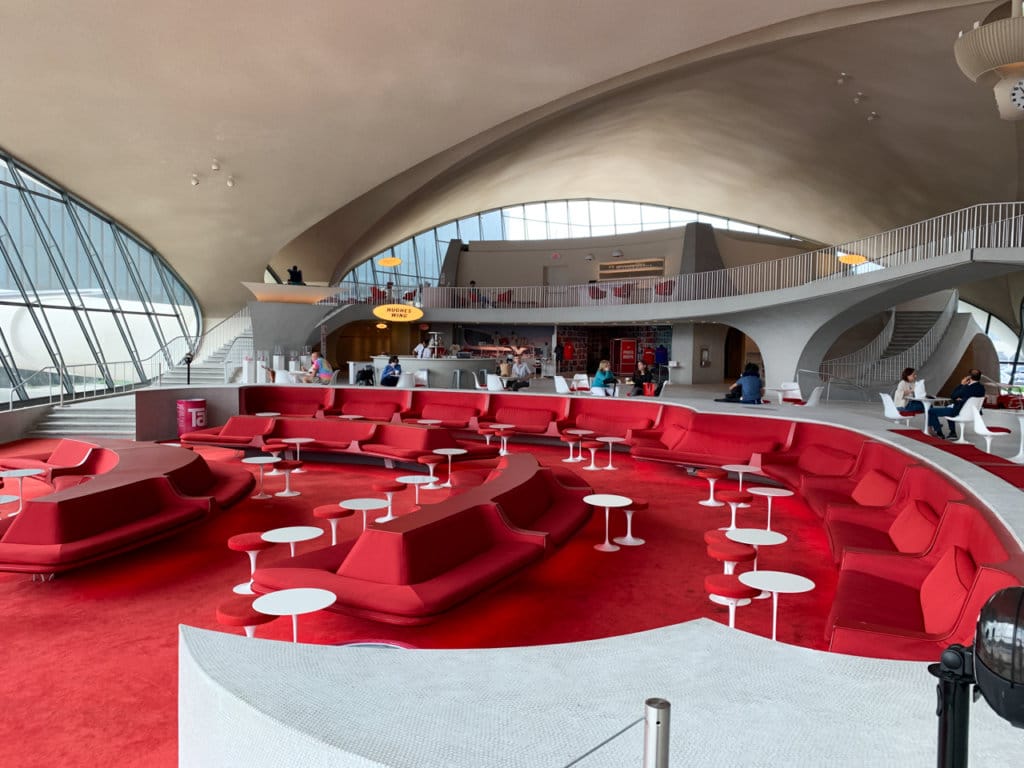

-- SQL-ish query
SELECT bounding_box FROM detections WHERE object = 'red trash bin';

[176,399,207,436]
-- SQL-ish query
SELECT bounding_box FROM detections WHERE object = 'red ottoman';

[704,573,761,628]
[696,467,727,507]
[614,498,648,547]
[313,504,356,545]
[706,538,756,575]
[217,595,278,638]
[717,490,752,530]
[581,440,603,471]
[371,480,405,523]
[228,531,277,595]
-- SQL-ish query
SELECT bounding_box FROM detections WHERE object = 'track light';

[836,72,850,85]
[853,91,865,104]
[190,174,199,187]
[867,111,881,122]
[226,176,235,188]
[211,159,220,172]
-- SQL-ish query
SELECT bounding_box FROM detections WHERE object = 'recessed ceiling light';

[211,159,220,172]
[853,92,865,104]
[867,111,881,122]
[226,176,235,188]
[836,72,850,85]
[190,174,199,187]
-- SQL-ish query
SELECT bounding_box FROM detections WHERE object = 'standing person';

[553,339,564,374]
[380,356,402,387]
[413,339,432,359]
[927,369,986,439]
[630,360,655,396]
[507,355,532,391]
[301,350,332,383]
[591,359,618,396]
[732,363,764,404]
[894,367,924,413]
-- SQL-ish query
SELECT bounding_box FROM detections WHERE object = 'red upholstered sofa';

[180,415,277,449]
[798,442,917,517]
[827,502,1021,660]
[252,454,592,624]
[238,385,332,417]
[754,423,870,489]
[0,441,253,575]
[325,388,411,421]
[482,393,571,435]
[567,398,662,438]
[262,417,377,454]
[403,390,488,428]
[359,423,499,464]
[823,466,964,562]
[0,438,117,483]
[629,408,793,468]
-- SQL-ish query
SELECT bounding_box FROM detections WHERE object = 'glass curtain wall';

[958,300,1023,385]
[0,149,200,405]
[336,198,800,294]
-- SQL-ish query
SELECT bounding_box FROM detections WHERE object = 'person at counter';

[380,355,402,387]
[413,340,433,359]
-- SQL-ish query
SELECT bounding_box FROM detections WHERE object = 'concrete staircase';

[28,395,136,441]
[156,332,252,386]
[880,311,942,358]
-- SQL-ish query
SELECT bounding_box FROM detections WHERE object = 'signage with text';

[373,304,425,322]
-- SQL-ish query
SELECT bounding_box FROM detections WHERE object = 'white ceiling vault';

[0,0,1012,319]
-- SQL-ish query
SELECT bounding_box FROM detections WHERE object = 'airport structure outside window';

[0,149,200,405]
[958,300,1021,384]
[336,198,800,291]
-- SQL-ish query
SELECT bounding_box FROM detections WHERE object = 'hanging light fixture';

[837,252,868,265]
[375,322,388,330]
[378,255,402,267]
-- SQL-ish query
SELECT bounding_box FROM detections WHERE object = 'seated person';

[928,368,986,439]
[630,360,655,396]
[894,367,925,413]
[286,265,305,285]
[591,360,618,396]
[507,355,531,391]
[467,280,490,308]
[301,351,332,383]
[380,355,402,387]
[732,363,764,404]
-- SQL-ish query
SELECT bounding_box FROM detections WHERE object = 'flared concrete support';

[669,323,728,385]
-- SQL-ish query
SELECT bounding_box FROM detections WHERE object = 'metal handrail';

[820,310,895,373]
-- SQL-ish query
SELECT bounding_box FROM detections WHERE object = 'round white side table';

[252,587,336,643]
[583,493,632,553]
[747,486,795,531]
[241,456,279,500]
[738,570,815,642]
[433,448,468,488]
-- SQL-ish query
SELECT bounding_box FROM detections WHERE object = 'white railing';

[195,306,252,361]
[819,311,896,380]
[406,203,1024,310]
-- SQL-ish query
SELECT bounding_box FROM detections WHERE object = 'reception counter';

[362,356,495,389]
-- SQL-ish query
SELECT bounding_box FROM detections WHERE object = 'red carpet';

[892,429,1024,487]
[0,440,838,767]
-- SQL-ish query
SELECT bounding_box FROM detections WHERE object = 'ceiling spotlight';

[211,159,220,172]
[867,111,881,122]
[226,176,235,188]
[836,72,850,85]
[190,174,199,187]
[611,249,624,258]
[853,91,865,104]
[375,322,388,330]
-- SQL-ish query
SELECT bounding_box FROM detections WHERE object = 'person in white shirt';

[507,355,531,391]
[413,341,432,359]
[894,367,924,413]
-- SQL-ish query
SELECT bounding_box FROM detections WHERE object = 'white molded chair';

[569,373,590,394]
[776,382,802,405]
[554,375,571,395]
[973,408,1012,453]
[414,369,429,388]
[880,393,916,426]
[486,373,504,392]
[793,386,823,407]
[396,371,415,389]
[657,381,671,398]
[946,396,985,444]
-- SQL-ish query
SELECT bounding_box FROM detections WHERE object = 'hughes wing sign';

[373,304,424,322]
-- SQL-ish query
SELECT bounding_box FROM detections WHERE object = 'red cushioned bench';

[324,388,412,421]
[799,442,918,517]
[567,398,662,438]
[360,423,499,466]
[823,466,964,562]
[754,422,870,489]
[482,393,571,435]
[262,417,378,455]
[252,454,591,624]
[239,385,332,418]
[181,415,276,449]
[403,390,488,428]
[827,502,1021,660]
[0,438,111,483]
[629,409,793,468]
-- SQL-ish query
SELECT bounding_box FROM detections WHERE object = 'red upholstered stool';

[417,454,443,490]
[704,573,760,628]
[227,532,276,595]
[706,539,756,575]
[581,440,603,471]
[216,594,278,638]
[717,490,753,530]
[614,498,648,547]
[372,480,404,523]
[261,444,285,475]
[274,460,302,497]
[313,504,356,545]
[704,529,729,546]
[495,428,515,456]
[477,427,496,447]
[560,433,583,463]
[696,467,727,507]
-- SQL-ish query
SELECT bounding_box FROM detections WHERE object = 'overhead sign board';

[373,303,424,322]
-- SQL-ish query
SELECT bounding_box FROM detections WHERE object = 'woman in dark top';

[631,360,654,396]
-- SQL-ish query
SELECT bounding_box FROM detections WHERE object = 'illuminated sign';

[372,304,424,322]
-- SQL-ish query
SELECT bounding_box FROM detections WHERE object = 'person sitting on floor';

[732,363,764,404]
[591,359,618,396]
[927,368,986,439]
[507,355,532,391]
[301,351,332,384]
[893,367,924,414]
[380,355,402,387]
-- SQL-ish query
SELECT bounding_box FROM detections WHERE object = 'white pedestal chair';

[880,393,917,426]
[973,408,1012,454]
[946,396,985,444]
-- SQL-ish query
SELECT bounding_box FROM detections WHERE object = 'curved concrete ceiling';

[0,0,987,318]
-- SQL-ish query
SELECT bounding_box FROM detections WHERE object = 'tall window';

[0,149,200,404]
[959,300,1022,384]
[336,198,801,291]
